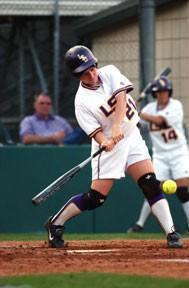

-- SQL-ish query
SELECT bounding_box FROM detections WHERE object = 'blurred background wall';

[0,145,187,233]
[0,0,189,142]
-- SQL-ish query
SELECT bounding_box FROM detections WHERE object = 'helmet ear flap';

[64,46,98,76]
[73,63,98,78]
[169,90,172,97]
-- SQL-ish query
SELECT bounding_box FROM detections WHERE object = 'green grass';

[0,273,189,288]
[1,232,188,241]
[0,232,166,241]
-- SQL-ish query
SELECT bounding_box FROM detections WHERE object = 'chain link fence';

[0,0,130,142]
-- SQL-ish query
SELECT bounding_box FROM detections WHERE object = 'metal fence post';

[53,0,60,113]
[139,0,155,105]
[18,26,25,118]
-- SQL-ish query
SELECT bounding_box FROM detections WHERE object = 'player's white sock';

[136,200,151,227]
[151,198,175,235]
[53,203,81,226]
[182,201,189,227]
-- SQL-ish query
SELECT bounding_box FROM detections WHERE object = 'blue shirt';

[19,114,73,144]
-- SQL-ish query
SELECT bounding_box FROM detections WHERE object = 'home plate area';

[0,239,189,279]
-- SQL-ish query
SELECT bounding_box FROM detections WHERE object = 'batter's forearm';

[113,91,127,126]
[93,131,108,146]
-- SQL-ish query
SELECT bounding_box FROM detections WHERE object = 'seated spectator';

[19,92,87,145]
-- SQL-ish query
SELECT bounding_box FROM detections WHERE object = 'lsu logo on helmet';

[77,54,88,63]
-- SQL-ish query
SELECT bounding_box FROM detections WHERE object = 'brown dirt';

[1,239,189,279]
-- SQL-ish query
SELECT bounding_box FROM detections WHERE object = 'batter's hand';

[101,138,115,152]
[111,124,124,144]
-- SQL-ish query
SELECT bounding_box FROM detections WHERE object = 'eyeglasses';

[38,102,52,105]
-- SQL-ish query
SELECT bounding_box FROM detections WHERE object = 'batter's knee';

[138,173,164,205]
[176,187,189,203]
[82,188,107,210]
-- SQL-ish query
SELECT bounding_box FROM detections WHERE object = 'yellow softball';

[162,180,177,195]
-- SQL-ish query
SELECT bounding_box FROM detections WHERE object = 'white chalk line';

[158,259,189,263]
[67,249,120,254]
[66,250,189,264]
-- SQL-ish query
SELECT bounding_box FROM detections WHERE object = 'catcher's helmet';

[151,76,172,97]
[64,45,97,76]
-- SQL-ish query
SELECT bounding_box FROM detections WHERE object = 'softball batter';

[45,46,183,248]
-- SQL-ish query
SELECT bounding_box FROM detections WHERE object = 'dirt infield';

[1,239,189,279]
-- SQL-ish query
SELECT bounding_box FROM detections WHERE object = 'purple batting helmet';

[151,76,173,97]
[64,45,97,76]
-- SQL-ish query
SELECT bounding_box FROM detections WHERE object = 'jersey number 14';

[161,129,178,143]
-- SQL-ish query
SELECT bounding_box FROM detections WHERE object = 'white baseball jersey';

[75,65,138,139]
[141,98,187,153]
[75,65,151,179]
[141,98,189,180]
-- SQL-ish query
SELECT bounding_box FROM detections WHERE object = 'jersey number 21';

[100,95,136,119]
